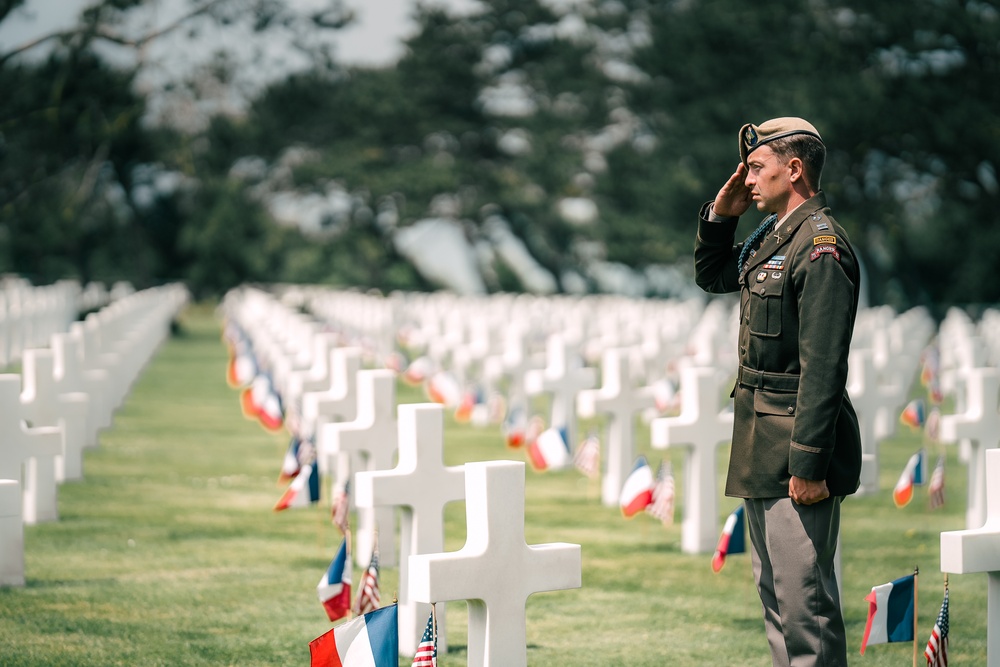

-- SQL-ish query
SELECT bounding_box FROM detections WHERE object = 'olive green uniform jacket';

[694,192,863,499]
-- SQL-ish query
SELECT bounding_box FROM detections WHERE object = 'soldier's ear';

[787,157,804,183]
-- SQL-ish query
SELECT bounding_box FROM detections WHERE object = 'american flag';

[353,548,381,615]
[412,610,437,667]
[928,454,946,510]
[331,480,350,534]
[645,460,675,526]
[573,431,600,479]
[923,588,949,666]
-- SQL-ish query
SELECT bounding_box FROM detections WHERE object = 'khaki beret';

[740,117,823,165]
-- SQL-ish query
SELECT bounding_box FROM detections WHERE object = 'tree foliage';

[1,0,998,311]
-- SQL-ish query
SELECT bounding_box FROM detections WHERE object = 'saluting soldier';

[694,117,863,667]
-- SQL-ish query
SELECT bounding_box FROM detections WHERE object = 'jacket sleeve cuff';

[698,201,740,244]
[788,441,832,481]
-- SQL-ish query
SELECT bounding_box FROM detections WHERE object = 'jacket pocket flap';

[754,389,796,416]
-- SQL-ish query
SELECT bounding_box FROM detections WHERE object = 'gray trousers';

[744,496,847,667]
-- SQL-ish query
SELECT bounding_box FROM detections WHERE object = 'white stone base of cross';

[409,460,582,667]
[941,447,1000,666]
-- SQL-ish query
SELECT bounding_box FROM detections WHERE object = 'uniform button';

[787,406,795,414]
[758,287,766,295]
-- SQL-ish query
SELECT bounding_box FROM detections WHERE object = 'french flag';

[619,456,655,518]
[502,404,528,448]
[899,398,926,430]
[241,373,283,431]
[860,573,915,654]
[309,605,398,667]
[893,449,926,508]
[425,371,462,407]
[274,462,320,511]
[711,504,746,572]
[527,426,571,472]
[227,344,257,389]
[278,435,303,482]
[317,539,353,622]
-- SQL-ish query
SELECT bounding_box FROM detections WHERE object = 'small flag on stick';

[573,430,600,479]
[923,581,949,667]
[317,538,353,622]
[273,462,320,511]
[354,546,381,616]
[860,571,916,654]
[893,449,926,508]
[412,609,437,667]
[711,504,745,572]
[928,454,946,510]
[309,604,398,667]
[645,460,675,527]
[619,456,654,518]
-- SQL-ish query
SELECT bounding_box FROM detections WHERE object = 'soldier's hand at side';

[789,476,830,505]
[713,163,753,218]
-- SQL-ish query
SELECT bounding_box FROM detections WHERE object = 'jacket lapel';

[744,195,827,276]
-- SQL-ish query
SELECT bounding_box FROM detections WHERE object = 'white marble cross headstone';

[524,333,596,453]
[20,348,88,483]
[300,347,362,478]
[409,460,582,667]
[576,347,656,507]
[846,348,908,495]
[319,369,398,568]
[650,365,733,554]
[353,403,465,656]
[0,479,23,587]
[0,376,62,525]
[939,367,1000,529]
[940,447,1000,666]
[51,331,97,452]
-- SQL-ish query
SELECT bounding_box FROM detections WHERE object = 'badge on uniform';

[813,235,837,245]
[763,255,785,271]
[771,272,782,279]
[810,244,840,261]
[756,271,767,282]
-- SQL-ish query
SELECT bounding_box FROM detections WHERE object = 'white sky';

[0,0,483,67]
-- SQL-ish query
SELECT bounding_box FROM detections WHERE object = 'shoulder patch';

[813,235,837,245]
[810,245,840,262]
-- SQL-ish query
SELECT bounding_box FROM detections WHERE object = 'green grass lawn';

[0,302,988,665]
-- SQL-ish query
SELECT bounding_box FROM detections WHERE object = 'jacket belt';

[737,366,800,392]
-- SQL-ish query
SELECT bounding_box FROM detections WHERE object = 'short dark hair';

[768,134,826,190]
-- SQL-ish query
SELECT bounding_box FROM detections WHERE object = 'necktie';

[737,213,778,276]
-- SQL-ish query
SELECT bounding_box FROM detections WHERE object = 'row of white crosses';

[936,306,1000,530]
[280,287,995,549]
[847,306,937,495]
[1,283,189,587]
[0,278,85,369]
[221,288,583,663]
[219,288,395,569]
